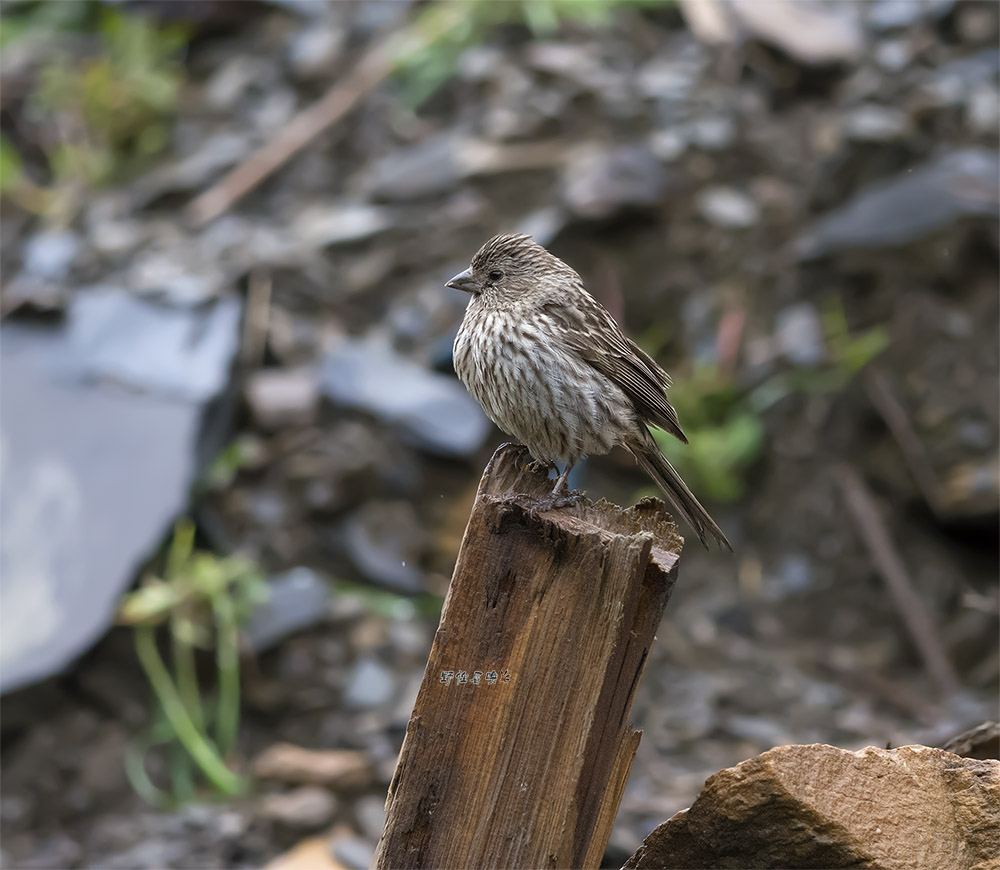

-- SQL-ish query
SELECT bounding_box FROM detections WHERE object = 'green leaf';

[840,327,889,372]
[119,581,181,625]
[0,135,24,193]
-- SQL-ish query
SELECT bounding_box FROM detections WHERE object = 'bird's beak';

[446,268,477,294]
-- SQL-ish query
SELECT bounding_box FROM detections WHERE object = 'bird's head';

[446,233,566,304]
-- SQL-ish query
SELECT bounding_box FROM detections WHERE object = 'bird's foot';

[523,491,582,515]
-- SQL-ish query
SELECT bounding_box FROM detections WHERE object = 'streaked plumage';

[449,233,731,551]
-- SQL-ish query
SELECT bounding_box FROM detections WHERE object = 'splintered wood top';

[478,443,683,573]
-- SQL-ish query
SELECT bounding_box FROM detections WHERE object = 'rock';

[773,552,815,596]
[252,743,372,789]
[942,722,1000,761]
[130,132,251,208]
[244,568,330,652]
[205,55,274,111]
[330,836,374,870]
[868,0,954,31]
[22,230,81,280]
[341,500,425,592]
[88,219,145,258]
[480,67,539,141]
[680,0,863,66]
[351,0,411,35]
[649,129,687,162]
[844,104,909,142]
[686,115,737,151]
[456,44,503,83]
[775,302,824,366]
[562,144,669,220]
[76,724,130,800]
[875,39,913,72]
[343,657,395,710]
[364,134,565,201]
[526,42,630,111]
[11,834,82,869]
[268,0,337,19]
[956,2,999,45]
[940,456,1000,518]
[4,230,85,314]
[245,368,320,430]
[454,138,565,179]
[624,744,1000,870]
[736,0,863,65]
[1,274,68,314]
[697,186,760,228]
[926,51,1000,108]
[251,88,297,134]
[354,794,387,842]
[794,149,1000,259]
[287,26,344,79]
[291,203,392,249]
[264,835,342,870]
[0,289,241,693]
[525,41,599,86]
[101,837,188,870]
[68,286,241,401]
[967,86,1000,136]
[636,54,703,103]
[320,337,488,458]
[128,244,230,306]
[366,136,461,201]
[514,206,567,249]
[257,787,337,829]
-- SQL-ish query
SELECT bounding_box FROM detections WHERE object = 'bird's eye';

[488,269,503,282]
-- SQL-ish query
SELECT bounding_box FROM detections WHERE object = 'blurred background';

[1,0,997,867]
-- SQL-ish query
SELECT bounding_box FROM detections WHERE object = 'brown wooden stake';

[373,444,682,870]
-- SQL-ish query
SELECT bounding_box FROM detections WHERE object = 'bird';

[448,232,731,551]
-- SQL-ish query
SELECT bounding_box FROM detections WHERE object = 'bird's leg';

[522,461,580,516]
[551,461,574,495]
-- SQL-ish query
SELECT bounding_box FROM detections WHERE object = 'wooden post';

[373,444,682,870]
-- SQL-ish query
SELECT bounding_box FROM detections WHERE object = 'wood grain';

[373,444,682,870]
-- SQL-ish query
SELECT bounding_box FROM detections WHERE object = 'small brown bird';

[449,233,731,551]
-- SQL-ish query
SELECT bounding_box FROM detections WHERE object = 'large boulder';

[624,743,999,870]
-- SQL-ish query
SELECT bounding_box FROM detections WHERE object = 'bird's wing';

[541,296,688,444]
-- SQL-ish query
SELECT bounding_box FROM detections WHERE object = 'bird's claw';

[524,492,581,516]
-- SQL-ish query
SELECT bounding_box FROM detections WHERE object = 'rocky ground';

[1,1,997,867]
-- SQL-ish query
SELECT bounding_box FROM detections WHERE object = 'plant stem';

[170,739,196,803]
[124,731,171,809]
[134,625,245,795]
[213,596,240,756]
[172,613,204,733]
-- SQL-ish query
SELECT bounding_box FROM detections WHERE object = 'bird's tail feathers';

[633,443,732,552]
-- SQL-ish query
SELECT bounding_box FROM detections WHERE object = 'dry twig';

[241,268,272,368]
[187,43,391,227]
[865,368,944,515]
[835,463,961,699]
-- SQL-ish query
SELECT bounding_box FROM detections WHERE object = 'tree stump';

[373,444,682,870]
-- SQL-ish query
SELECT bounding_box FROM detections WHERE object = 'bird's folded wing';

[542,298,689,444]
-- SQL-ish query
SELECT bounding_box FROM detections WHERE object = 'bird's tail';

[632,439,732,551]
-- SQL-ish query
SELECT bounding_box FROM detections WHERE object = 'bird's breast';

[454,307,627,463]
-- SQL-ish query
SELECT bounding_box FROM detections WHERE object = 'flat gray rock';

[320,336,489,458]
[794,149,1000,259]
[0,289,241,692]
